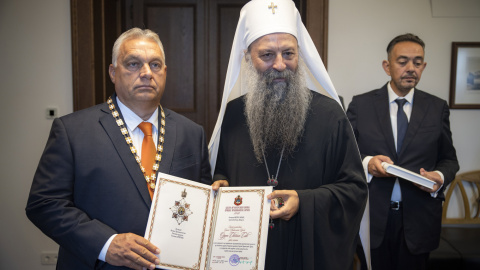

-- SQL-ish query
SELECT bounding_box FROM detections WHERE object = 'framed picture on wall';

[449,42,480,109]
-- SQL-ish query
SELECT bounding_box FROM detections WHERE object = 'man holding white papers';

[347,33,459,270]
[209,1,368,269]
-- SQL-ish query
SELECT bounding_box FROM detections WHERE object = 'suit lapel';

[374,85,397,158]
[98,96,152,208]
[399,89,429,157]
[158,108,176,174]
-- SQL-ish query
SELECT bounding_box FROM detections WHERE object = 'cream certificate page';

[206,187,271,270]
[145,173,214,270]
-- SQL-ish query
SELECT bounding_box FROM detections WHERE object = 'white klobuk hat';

[208,0,342,172]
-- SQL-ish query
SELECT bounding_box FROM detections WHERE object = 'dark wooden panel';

[146,5,196,112]
[101,0,122,101]
[126,0,206,126]
[71,0,123,111]
[306,0,329,68]
[218,5,243,110]
[205,1,247,138]
[71,0,96,111]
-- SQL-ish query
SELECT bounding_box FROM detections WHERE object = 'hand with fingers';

[106,233,160,270]
[416,168,443,193]
[368,155,395,178]
[267,190,299,221]
[211,180,229,191]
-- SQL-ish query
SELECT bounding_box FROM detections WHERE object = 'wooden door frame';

[70,0,123,111]
[70,0,329,111]
[306,0,329,68]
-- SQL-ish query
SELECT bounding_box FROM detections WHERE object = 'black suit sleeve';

[346,96,367,160]
[200,127,213,184]
[434,101,459,186]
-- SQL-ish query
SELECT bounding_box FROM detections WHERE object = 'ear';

[382,60,391,76]
[108,64,116,83]
[243,49,250,62]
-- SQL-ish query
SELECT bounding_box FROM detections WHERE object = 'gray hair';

[112,28,165,67]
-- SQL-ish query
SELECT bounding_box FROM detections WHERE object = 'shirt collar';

[387,82,414,104]
[116,96,159,131]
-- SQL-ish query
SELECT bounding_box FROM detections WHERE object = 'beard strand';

[244,56,312,163]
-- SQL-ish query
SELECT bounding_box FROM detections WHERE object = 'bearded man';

[208,1,368,269]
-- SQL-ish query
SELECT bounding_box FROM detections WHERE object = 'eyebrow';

[123,54,164,64]
[397,56,424,61]
[257,46,296,53]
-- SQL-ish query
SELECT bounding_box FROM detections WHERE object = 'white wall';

[328,0,480,219]
[0,0,479,268]
[0,0,72,269]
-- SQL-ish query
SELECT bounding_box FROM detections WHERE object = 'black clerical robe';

[214,91,368,270]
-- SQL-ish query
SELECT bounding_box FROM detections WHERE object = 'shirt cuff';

[213,174,228,182]
[430,170,445,198]
[98,234,117,262]
[362,156,374,183]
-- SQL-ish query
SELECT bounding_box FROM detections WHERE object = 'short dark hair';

[386,33,425,58]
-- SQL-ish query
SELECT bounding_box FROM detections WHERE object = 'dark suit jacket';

[346,83,459,254]
[26,95,211,269]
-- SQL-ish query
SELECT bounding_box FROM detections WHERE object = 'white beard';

[244,56,312,162]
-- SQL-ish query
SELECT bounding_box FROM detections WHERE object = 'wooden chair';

[429,171,480,270]
[442,170,480,224]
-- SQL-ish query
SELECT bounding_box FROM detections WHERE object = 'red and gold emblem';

[234,195,243,206]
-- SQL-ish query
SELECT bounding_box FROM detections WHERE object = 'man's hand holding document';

[381,162,435,189]
[144,173,272,270]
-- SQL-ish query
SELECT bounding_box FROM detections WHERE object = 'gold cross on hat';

[268,2,277,14]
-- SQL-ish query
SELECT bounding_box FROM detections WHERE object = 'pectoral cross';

[268,2,277,14]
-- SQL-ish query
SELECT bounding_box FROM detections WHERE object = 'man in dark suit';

[26,28,211,270]
[347,33,459,270]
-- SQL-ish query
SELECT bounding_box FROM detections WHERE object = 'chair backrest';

[442,170,480,224]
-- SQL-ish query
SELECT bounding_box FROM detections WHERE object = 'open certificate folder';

[381,162,435,189]
[144,173,272,270]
